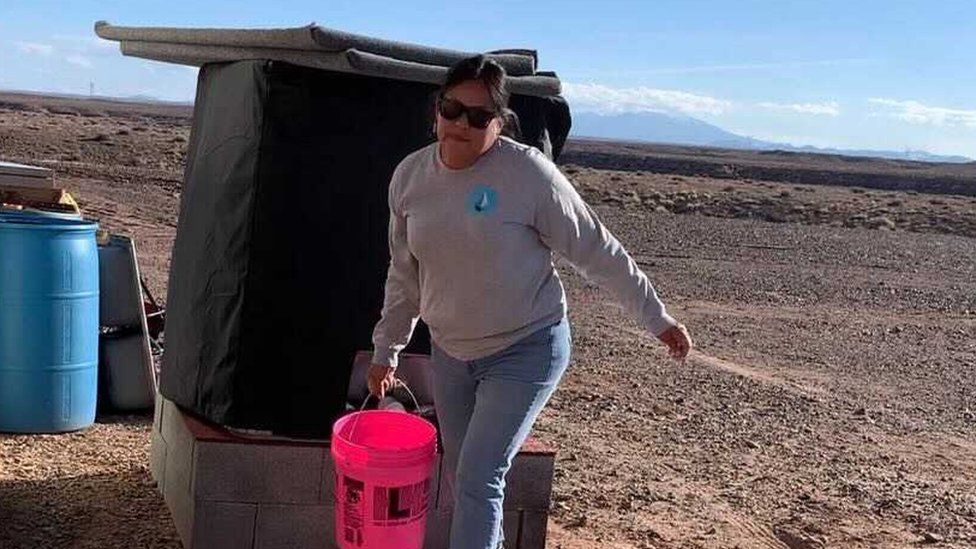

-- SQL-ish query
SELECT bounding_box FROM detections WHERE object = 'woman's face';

[436,79,502,163]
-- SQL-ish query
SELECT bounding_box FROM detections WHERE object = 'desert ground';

[1,92,974,549]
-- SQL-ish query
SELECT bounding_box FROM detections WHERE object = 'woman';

[368,55,692,549]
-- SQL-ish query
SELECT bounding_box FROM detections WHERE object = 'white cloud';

[11,35,110,71]
[562,82,731,116]
[15,41,54,56]
[869,98,976,127]
[757,101,840,116]
[89,38,118,52]
[564,58,878,78]
[66,54,93,68]
[652,58,874,75]
[52,34,117,54]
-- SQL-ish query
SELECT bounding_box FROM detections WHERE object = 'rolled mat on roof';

[95,21,560,95]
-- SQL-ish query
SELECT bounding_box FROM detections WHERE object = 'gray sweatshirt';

[371,136,676,369]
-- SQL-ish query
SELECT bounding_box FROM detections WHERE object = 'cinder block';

[194,440,327,504]
[164,473,194,548]
[153,391,164,435]
[518,511,548,549]
[254,503,334,549]
[149,427,167,490]
[162,420,194,500]
[503,453,555,510]
[160,399,193,461]
[192,501,258,549]
[161,403,196,547]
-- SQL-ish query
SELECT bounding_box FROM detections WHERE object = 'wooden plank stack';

[0,161,79,214]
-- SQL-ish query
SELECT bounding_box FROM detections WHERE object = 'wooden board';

[0,173,57,190]
[0,185,80,214]
[0,161,55,189]
[0,160,53,178]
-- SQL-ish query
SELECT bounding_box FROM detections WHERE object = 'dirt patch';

[561,138,976,197]
[564,166,976,238]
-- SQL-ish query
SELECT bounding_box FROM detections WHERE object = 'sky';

[1,0,974,157]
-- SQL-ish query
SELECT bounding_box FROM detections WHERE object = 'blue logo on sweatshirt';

[466,185,498,216]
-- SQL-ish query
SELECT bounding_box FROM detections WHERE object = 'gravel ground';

[1,95,974,549]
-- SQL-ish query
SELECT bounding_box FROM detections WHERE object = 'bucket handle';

[346,379,422,443]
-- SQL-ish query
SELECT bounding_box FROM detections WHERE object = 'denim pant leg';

[430,341,478,517]
[431,316,571,549]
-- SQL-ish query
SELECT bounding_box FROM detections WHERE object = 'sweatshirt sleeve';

[532,158,677,337]
[370,166,421,369]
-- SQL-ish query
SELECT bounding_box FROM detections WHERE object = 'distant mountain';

[766,144,972,164]
[0,88,193,107]
[118,93,193,106]
[570,111,973,164]
[572,111,763,149]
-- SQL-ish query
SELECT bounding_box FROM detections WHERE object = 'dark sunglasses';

[437,96,498,129]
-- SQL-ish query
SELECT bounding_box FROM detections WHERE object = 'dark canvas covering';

[162,60,571,438]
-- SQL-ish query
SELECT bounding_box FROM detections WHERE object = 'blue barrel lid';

[0,206,82,222]
[0,211,97,231]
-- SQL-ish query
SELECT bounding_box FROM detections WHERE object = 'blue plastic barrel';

[0,212,99,432]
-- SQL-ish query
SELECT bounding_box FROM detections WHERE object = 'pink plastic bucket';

[331,410,437,549]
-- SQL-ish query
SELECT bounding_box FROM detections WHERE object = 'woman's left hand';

[367,363,397,398]
[658,323,693,361]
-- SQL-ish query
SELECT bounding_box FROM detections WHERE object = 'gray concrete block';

[192,501,258,549]
[163,473,194,548]
[254,503,334,549]
[518,511,548,549]
[161,402,196,547]
[160,398,193,461]
[194,440,327,504]
[162,419,194,499]
[503,453,555,510]
[153,391,164,435]
[149,427,166,490]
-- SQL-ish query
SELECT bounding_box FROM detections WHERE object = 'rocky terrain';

[562,139,976,197]
[1,92,974,548]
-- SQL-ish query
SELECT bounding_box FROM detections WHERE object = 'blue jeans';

[430,316,572,549]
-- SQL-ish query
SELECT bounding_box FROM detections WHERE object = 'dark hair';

[436,55,521,139]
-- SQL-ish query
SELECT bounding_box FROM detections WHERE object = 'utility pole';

[89,81,94,97]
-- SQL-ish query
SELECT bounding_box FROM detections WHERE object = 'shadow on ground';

[0,468,180,549]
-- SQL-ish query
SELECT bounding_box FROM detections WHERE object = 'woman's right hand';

[658,323,693,362]
[367,363,397,398]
